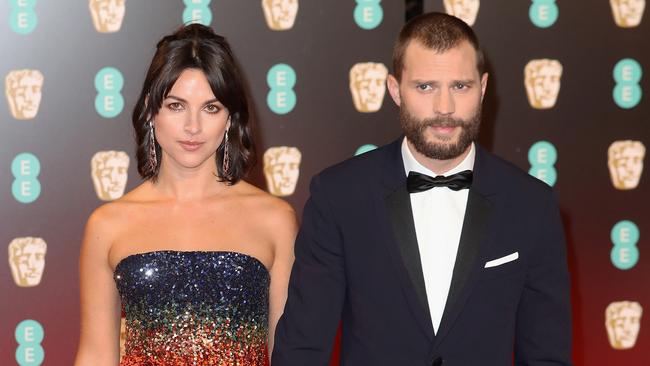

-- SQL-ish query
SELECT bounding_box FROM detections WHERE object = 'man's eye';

[204,104,220,114]
[417,84,432,91]
[454,83,467,90]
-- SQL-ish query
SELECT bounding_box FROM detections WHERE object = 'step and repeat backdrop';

[0,0,647,365]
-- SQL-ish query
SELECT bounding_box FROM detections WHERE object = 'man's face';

[606,302,643,349]
[262,0,299,30]
[350,63,388,112]
[444,0,480,26]
[89,0,126,33]
[608,141,645,189]
[5,70,44,120]
[264,147,301,196]
[9,238,47,287]
[525,59,562,109]
[387,40,487,161]
[611,0,645,27]
[92,151,129,201]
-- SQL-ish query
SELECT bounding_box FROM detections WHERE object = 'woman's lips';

[179,141,204,151]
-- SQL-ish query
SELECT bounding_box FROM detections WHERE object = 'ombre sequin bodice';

[114,251,269,365]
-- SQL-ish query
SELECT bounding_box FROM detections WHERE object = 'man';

[273,12,572,365]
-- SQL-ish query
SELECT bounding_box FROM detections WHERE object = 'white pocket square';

[484,252,519,268]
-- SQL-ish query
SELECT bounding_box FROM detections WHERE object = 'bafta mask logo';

[89,0,126,33]
[606,301,643,349]
[608,140,645,190]
[349,62,388,113]
[5,69,44,120]
[610,0,646,27]
[264,147,302,197]
[524,59,563,109]
[443,0,480,26]
[91,151,129,201]
[8,237,47,287]
[262,0,298,30]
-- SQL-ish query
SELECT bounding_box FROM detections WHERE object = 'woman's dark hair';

[133,24,255,184]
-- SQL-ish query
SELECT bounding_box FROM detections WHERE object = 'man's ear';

[386,74,401,107]
[480,72,489,103]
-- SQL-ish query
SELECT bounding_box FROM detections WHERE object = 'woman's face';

[154,68,230,173]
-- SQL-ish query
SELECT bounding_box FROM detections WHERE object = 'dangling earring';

[222,126,230,177]
[148,120,157,171]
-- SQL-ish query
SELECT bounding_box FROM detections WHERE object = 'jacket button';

[431,356,443,366]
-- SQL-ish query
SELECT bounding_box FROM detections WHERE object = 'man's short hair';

[392,12,485,81]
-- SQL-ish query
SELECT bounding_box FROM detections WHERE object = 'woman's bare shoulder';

[84,182,151,237]
[233,181,296,219]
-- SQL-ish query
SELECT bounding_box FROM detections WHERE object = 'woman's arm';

[74,206,122,366]
[266,203,298,362]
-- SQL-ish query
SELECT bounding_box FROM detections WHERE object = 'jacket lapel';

[433,144,498,346]
[378,137,435,341]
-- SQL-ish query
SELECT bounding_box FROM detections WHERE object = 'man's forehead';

[403,40,477,69]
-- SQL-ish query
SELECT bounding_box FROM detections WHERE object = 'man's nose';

[434,89,455,115]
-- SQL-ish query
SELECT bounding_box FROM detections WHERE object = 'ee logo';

[10,0,37,35]
[267,63,297,114]
[613,58,643,109]
[12,153,41,204]
[183,0,212,26]
[528,141,557,186]
[529,0,558,28]
[15,319,45,366]
[355,144,377,156]
[94,67,124,118]
[354,0,383,30]
[611,220,640,270]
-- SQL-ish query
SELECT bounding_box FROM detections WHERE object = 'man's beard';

[400,105,481,160]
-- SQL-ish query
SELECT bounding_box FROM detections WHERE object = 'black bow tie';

[407,170,473,193]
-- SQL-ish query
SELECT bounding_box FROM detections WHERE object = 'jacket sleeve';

[514,191,573,365]
[272,174,346,366]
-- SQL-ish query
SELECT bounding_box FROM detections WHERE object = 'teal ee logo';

[10,0,37,35]
[15,319,44,366]
[354,144,377,156]
[354,0,383,30]
[613,58,643,109]
[267,63,297,114]
[611,220,640,270]
[528,141,557,186]
[94,67,124,118]
[183,0,212,26]
[12,153,41,204]
[529,0,558,28]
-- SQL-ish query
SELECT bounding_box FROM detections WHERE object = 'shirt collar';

[401,138,475,177]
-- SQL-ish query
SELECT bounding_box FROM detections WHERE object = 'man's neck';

[406,140,472,175]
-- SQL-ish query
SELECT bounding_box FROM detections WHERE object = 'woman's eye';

[204,104,220,114]
[168,102,183,111]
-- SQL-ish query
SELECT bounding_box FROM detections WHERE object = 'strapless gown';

[114,250,269,365]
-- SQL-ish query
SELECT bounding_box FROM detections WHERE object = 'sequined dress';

[114,251,269,365]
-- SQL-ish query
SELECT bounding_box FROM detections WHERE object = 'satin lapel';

[433,145,497,346]
[378,138,435,341]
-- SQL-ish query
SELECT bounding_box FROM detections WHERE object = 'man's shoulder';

[477,146,555,199]
[317,139,400,184]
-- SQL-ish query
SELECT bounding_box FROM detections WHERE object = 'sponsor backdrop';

[0,0,647,365]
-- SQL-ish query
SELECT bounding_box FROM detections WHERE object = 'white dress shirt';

[401,138,476,334]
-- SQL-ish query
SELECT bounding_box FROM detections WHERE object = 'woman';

[75,24,297,365]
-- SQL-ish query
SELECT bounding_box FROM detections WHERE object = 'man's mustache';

[419,117,469,129]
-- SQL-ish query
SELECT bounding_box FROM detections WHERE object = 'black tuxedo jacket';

[273,138,572,366]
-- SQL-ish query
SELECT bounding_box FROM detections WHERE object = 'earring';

[222,127,230,177]
[148,120,157,171]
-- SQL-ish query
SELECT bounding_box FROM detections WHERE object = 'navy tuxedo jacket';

[273,138,572,366]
